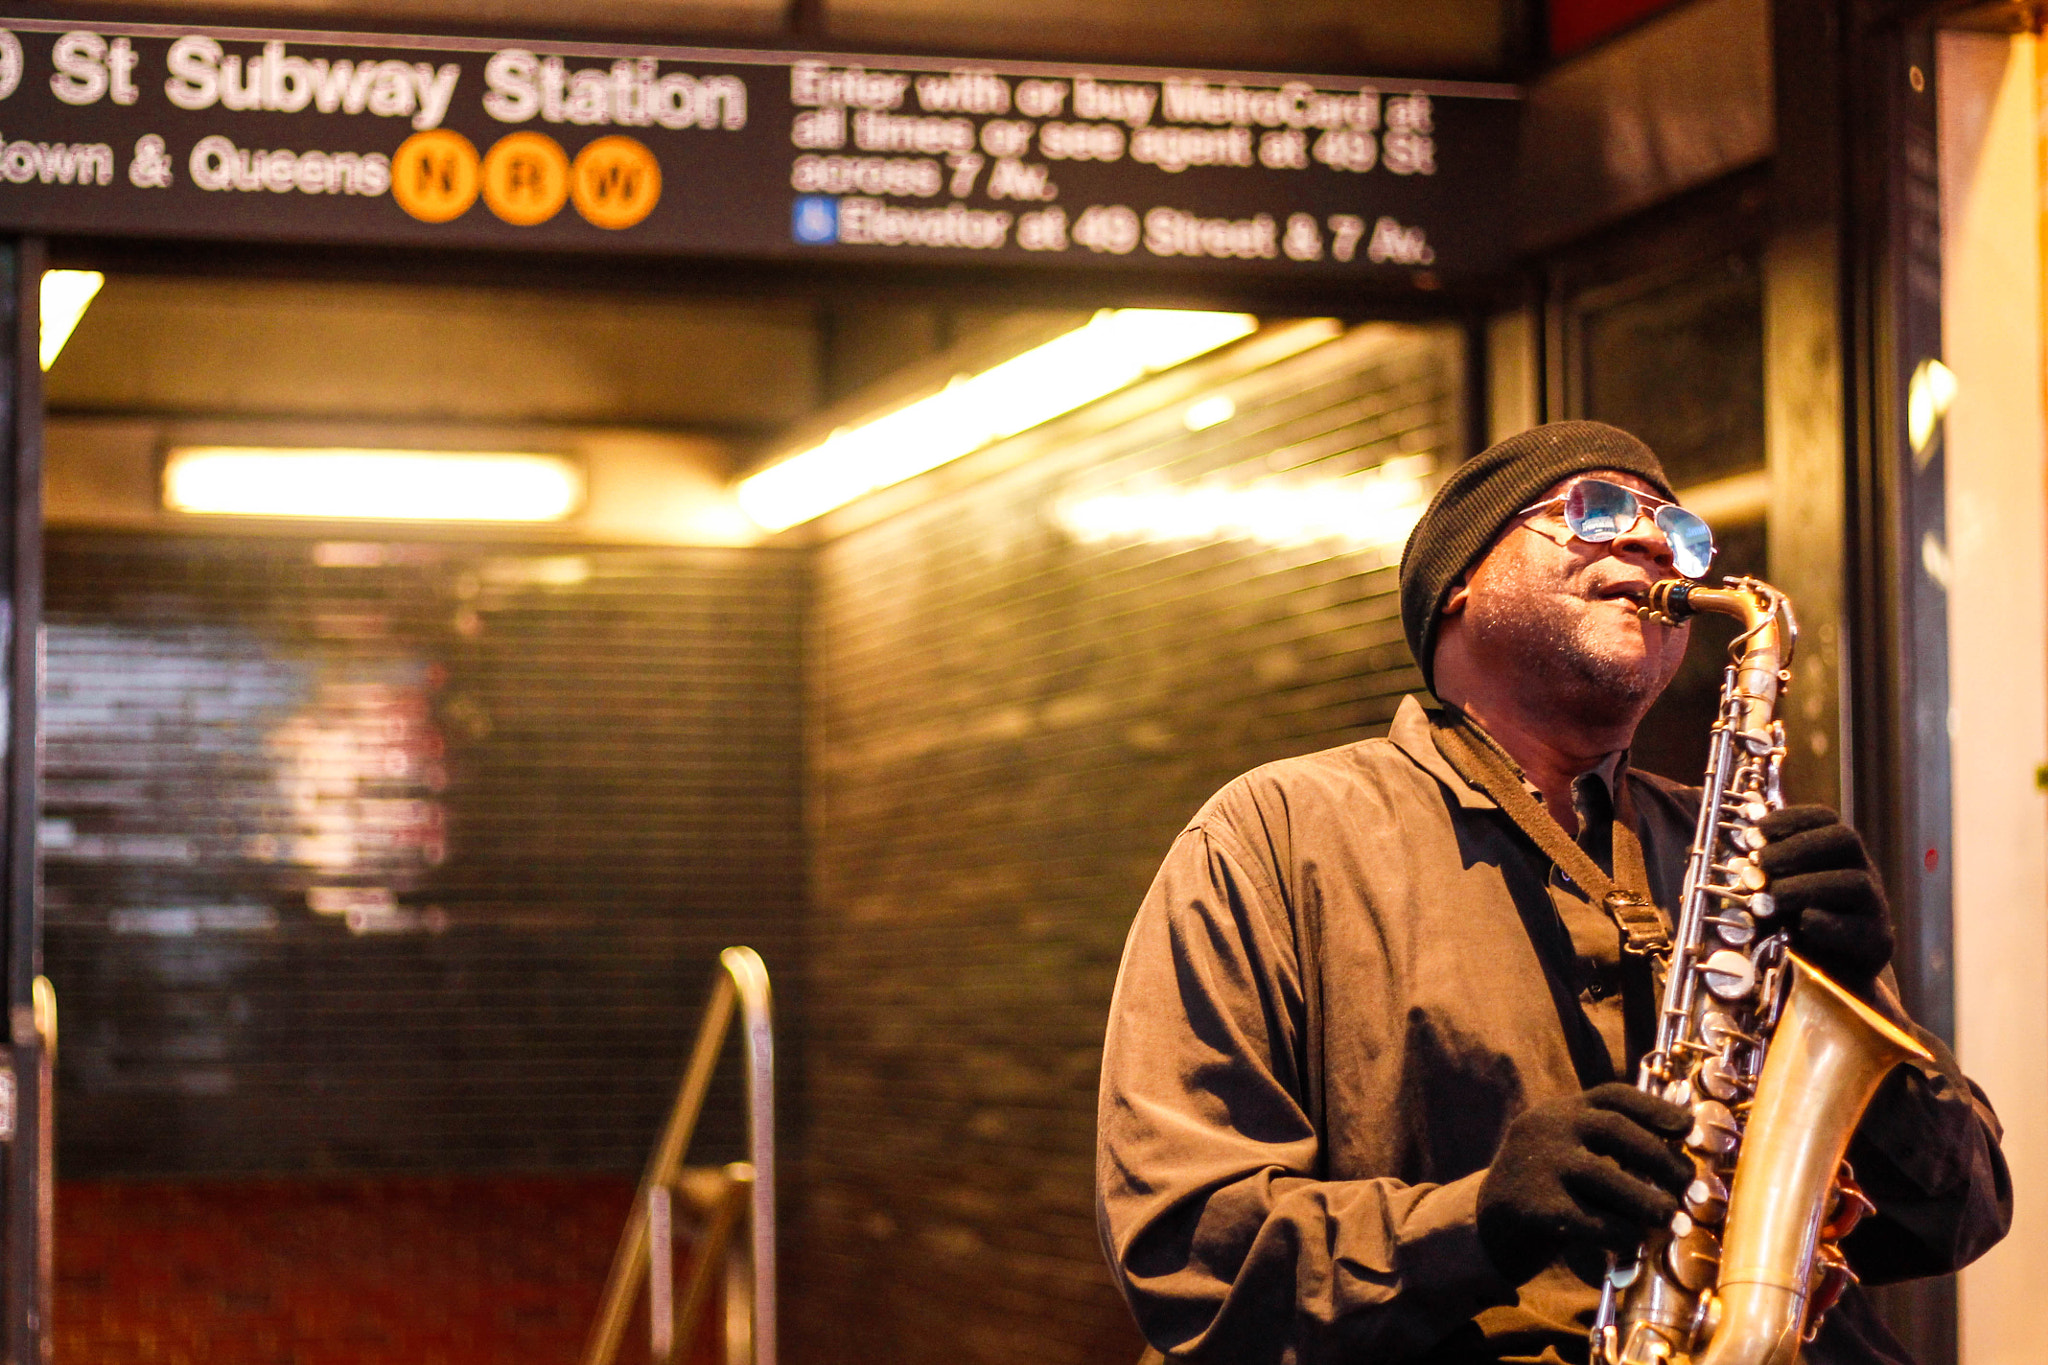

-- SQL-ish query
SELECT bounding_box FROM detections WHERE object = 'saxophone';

[1590,577,1935,1365]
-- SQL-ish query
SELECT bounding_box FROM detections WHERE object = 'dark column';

[1845,17,1951,1048]
[1840,12,1955,1365]
[0,237,45,1365]
[1856,25,1958,1365]
[1775,4,1956,1358]
[1765,0,1847,812]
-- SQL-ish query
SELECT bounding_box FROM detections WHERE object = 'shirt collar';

[1573,751,1627,803]
[1391,692,1632,814]
[1567,753,1627,841]
[1391,694,1494,809]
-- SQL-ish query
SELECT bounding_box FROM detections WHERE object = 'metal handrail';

[724,947,776,1365]
[582,946,775,1365]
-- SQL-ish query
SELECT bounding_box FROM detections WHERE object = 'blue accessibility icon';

[792,195,839,245]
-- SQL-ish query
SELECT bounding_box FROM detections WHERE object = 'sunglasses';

[1515,477,1716,580]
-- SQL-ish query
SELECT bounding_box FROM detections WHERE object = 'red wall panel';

[57,1176,654,1365]
[1549,0,1680,56]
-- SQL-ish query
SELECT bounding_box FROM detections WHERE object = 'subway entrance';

[34,245,1490,1361]
[0,3,1988,1363]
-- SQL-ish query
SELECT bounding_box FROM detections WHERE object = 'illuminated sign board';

[0,18,1519,277]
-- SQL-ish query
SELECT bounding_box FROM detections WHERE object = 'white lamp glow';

[1907,357,1958,459]
[1057,454,1436,552]
[1182,395,1237,431]
[164,448,583,522]
[40,269,103,371]
[737,309,1258,532]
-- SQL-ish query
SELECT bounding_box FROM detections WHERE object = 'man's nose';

[1611,509,1674,571]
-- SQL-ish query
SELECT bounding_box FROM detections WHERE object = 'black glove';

[1756,804,1894,995]
[1475,1082,1692,1285]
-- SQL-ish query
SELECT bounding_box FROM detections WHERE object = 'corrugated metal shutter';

[43,534,804,1177]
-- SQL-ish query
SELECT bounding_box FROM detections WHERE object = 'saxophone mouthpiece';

[1639,579,1696,626]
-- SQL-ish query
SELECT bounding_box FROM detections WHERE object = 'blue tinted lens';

[1656,505,1715,579]
[1562,479,1639,541]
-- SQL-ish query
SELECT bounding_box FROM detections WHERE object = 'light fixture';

[1057,453,1436,551]
[1183,395,1237,431]
[40,269,103,370]
[737,308,1258,532]
[1907,357,1958,463]
[164,448,583,522]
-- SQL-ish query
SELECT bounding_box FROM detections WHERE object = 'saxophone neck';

[1643,578,1796,736]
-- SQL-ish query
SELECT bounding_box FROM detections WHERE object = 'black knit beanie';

[1398,420,1675,692]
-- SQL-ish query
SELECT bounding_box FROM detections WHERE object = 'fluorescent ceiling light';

[1183,395,1236,431]
[738,308,1258,532]
[40,270,103,371]
[164,448,583,523]
[1057,454,1436,551]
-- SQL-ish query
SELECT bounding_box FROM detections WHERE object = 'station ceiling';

[38,272,1094,540]
[46,275,825,437]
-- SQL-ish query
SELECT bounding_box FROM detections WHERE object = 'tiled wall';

[794,322,1465,1365]
[43,534,805,1178]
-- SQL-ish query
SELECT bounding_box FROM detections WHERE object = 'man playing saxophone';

[1095,421,2010,1364]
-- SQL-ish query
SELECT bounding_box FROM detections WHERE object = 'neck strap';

[1429,707,1669,957]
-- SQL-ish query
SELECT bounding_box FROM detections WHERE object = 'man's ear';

[1440,575,1471,618]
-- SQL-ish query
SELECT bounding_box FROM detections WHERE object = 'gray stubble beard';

[1464,584,1677,734]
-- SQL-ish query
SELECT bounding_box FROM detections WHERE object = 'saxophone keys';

[1819,1170,1877,1242]
[1684,1171,1730,1224]
[1686,1099,1740,1156]
[1804,1246,1858,1342]
[1746,891,1777,919]
[1728,823,1766,852]
[1697,1051,1743,1102]
[1740,798,1770,823]
[1700,1009,1758,1050]
[1665,1220,1722,1293]
[1719,858,1769,891]
[1710,908,1756,946]
[1698,948,1759,1001]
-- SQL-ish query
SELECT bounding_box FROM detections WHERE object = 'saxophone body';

[1590,577,1934,1365]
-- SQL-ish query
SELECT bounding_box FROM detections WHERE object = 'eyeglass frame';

[1511,476,1717,580]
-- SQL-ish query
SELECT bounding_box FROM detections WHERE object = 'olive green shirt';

[1096,695,2010,1364]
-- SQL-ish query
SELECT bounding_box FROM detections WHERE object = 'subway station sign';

[0,18,1519,277]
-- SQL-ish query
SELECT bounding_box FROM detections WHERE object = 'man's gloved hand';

[1756,804,1895,996]
[1475,1082,1692,1286]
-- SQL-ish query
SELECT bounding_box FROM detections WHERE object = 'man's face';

[1443,470,1692,728]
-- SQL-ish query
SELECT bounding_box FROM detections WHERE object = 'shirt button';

[1585,981,1612,1001]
